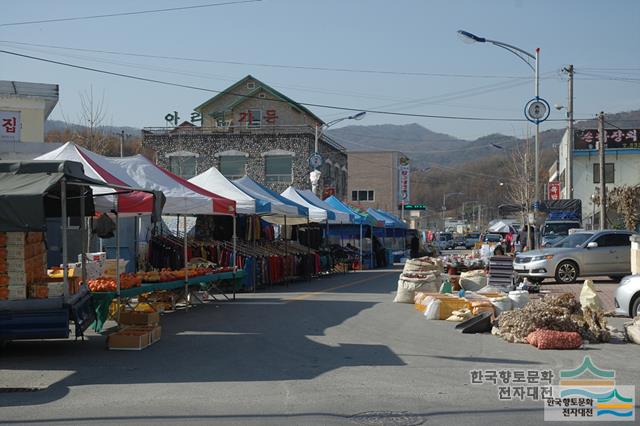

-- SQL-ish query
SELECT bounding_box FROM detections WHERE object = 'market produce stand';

[90,270,245,331]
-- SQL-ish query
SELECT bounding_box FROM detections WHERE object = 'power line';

[0,48,551,123]
[0,1,261,27]
[0,39,534,80]
[1,43,419,103]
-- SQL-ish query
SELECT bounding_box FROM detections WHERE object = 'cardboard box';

[107,325,161,350]
[118,311,160,326]
[6,232,25,244]
[48,282,64,297]
[8,284,26,300]
[108,329,151,350]
[79,252,107,263]
[8,270,27,285]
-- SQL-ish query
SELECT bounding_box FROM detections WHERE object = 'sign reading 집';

[0,111,20,142]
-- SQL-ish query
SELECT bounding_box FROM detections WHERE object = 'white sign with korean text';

[398,157,410,205]
[0,111,21,142]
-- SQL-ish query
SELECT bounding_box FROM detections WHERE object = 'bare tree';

[503,138,535,225]
[609,185,640,230]
[76,86,110,154]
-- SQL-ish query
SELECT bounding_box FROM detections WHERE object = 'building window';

[265,155,292,184]
[248,109,261,127]
[219,155,246,180]
[352,190,375,201]
[169,155,197,179]
[593,163,614,184]
[247,82,256,89]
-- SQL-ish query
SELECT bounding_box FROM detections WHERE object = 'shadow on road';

[0,283,405,407]
[427,355,543,365]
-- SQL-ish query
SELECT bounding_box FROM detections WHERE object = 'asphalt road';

[1,268,638,425]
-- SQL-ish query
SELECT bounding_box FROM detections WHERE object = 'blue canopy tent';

[232,176,308,225]
[325,196,381,269]
[371,208,408,262]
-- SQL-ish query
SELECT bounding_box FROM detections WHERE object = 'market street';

[1,268,638,425]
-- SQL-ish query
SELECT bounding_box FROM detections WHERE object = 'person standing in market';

[410,234,420,259]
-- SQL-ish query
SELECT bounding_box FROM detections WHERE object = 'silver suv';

[513,230,636,284]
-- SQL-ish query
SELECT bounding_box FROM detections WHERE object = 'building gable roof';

[194,75,324,125]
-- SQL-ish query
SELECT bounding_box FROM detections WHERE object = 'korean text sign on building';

[0,111,20,142]
[398,157,410,206]
[574,129,639,150]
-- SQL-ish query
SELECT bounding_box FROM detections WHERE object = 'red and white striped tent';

[35,142,156,215]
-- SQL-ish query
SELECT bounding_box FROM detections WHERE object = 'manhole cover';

[0,387,43,393]
[349,411,425,426]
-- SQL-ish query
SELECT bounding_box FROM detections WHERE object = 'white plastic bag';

[508,290,530,309]
[424,298,441,320]
[490,296,513,317]
[579,279,603,311]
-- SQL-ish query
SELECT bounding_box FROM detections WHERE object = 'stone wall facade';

[142,131,348,197]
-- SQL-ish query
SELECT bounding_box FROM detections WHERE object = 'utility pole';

[598,111,606,230]
[564,65,574,198]
[119,130,125,158]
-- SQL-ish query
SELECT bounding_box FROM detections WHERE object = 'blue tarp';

[373,208,407,229]
[233,176,308,224]
[325,196,370,225]
[367,208,396,228]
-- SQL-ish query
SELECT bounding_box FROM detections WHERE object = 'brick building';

[347,151,410,214]
[142,75,348,197]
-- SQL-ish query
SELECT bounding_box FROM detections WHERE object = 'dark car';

[465,232,481,249]
[452,236,466,249]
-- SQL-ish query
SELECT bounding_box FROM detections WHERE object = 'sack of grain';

[625,316,640,345]
[393,274,441,303]
[579,279,603,312]
[403,256,442,273]
[490,296,513,317]
[459,270,487,291]
[508,290,530,309]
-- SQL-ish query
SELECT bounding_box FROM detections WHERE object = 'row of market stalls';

[36,142,408,279]
[0,142,407,343]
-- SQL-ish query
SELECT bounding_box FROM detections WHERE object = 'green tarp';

[0,160,97,232]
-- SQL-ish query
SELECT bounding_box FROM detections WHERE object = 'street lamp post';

[442,192,464,231]
[311,112,366,196]
[458,30,542,248]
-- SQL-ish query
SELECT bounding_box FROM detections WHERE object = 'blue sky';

[1,0,639,140]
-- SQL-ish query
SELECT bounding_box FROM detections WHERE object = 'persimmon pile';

[88,273,142,292]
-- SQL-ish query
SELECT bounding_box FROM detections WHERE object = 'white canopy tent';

[296,189,352,224]
[109,155,235,216]
[280,186,329,223]
[232,176,308,225]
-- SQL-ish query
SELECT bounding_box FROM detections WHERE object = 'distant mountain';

[45,119,141,137]
[328,109,640,169]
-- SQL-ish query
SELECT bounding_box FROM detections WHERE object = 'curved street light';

[458,29,541,248]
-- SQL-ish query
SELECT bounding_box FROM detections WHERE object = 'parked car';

[483,233,503,244]
[513,229,637,284]
[436,232,453,250]
[452,236,466,249]
[615,275,640,318]
[465,232,481,249]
